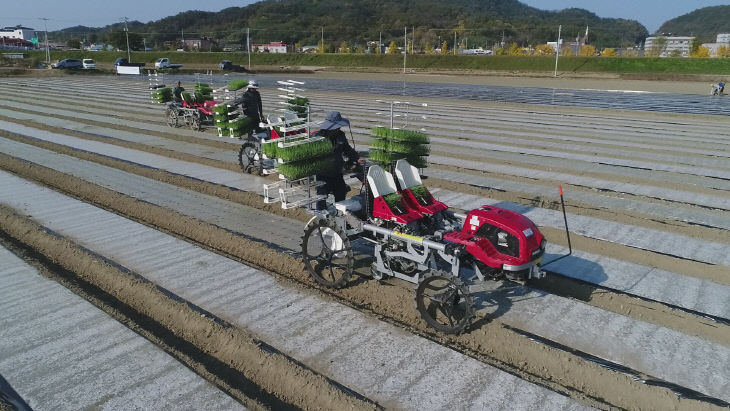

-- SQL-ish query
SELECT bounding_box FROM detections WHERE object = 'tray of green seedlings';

[227,79,249,91]
[182,92,194,104]
[261,140,278,159]
[275,137,333,180]
[213,104,230,134]
[382,192,408,215]
[277,156,333,180]
[369,127,430,169]
[276,137,331,163]
[195,83,213,93]
[228,116,253,137]
[408,184,434,205]
[287,97,310,118]
[151,87,172,103]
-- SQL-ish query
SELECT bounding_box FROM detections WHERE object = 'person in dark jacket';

[172,81,184,102]
[241,80,264,129]
[315,111,364,209]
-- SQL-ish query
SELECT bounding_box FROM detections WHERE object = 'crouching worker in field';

[315,111,365,210]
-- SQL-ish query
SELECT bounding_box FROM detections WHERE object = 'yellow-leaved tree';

[440,41,449,54]
[535,44,555,55]
[386,41,398,54]
[340,41,350,53]
[425,43,434,54]
[508,43,522,56]
[717,45,730,58]
[578,45,597,57]
[601,48,618,57]
[691,46,710,58]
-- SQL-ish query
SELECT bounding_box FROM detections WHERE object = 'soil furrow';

[0,153,726,410]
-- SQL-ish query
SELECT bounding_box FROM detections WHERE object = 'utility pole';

[554,25,561,77]
[379,32,382,54]
[143,38,146,52]
[39,17,50,64]
[454,31,457,55]
[403,26,407,73]
[321,27,324,52]
[122,17,131,62]
[247,27,250,69]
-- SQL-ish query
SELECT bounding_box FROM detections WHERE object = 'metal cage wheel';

[301,218,353,288]
[416,271,475,334]
[238,142,263,175]
[165,108,179,127]
[188,111,201,131]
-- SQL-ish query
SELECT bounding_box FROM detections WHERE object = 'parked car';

[154,58,183,69]
[219,60,247,72]
[82,59,96,69]
[51,59,83,69]
[114,57,145,67]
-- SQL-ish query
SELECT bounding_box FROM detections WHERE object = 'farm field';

[0,74,728,410]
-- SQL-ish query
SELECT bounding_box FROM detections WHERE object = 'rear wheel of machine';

[301,218,353,288]
[238,142,263,175]
[416,272,475,334]
[188,112,201,131]
[166,109,178,127]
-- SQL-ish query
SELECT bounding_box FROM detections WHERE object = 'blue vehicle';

[114,57,145,67]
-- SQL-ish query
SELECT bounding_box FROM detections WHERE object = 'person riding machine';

[314,111,365,210]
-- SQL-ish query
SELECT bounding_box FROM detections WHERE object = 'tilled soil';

[1,153,724,410]
[1,75,728,409]
[0,205,376,411]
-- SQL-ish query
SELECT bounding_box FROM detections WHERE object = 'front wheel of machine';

[301,218,353,288]
[416,271,475,334]
[238,142,263,175]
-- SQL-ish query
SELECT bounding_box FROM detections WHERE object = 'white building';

[717,33,730,43]
[254,42,287,53]
[644,36,694,57]
[0,25,38,41]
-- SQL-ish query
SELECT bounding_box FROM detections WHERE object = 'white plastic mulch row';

[0,171,587,410]
[2,136,728,320]
[0,246,244,410]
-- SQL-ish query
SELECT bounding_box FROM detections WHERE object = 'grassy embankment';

[18,50,730,75]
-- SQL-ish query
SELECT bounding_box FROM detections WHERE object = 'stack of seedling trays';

[148,71,167,103]
[213,104,233,137]
[195,83,213,102]
[369,126,430,170]
[227,115,253,139]
[276,137,333,180]
[151,87,172,104]
[287,97,309,119]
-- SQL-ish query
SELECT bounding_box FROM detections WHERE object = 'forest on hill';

[51,0,648,51]
[656,5,730,42]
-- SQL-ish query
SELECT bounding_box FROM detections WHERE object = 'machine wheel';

[416,271,475,334]
[238,142,263,175]
[166,108,178,127]
[188,112,201,131]
[301,218,353,288]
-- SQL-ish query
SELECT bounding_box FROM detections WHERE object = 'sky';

[1,0,728,33]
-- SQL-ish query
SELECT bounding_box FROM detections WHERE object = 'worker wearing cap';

[241,80,264,130]
[315,111,365,209]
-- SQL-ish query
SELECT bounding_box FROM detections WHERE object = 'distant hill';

[656,5,730,42]
[50,0,647,50]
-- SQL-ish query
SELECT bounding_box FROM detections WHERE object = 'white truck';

[154,58,183,69]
